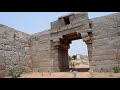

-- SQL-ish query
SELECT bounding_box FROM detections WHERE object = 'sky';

[0,12,117,56]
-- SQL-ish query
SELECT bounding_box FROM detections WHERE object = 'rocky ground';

[18,64,120,78]
[19,72,90,78]
[5,63,120,78]
[5,59,120,78]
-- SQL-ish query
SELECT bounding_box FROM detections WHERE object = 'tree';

[72,55,77,60]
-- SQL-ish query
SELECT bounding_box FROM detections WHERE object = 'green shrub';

[9,65,23,78]
[72,55,77,60]
[113,66,120,73]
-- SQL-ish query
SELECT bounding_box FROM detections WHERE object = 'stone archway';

[50,31,92,72]
[50,12,93,72]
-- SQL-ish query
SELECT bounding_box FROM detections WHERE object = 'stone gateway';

[0,12,120,77]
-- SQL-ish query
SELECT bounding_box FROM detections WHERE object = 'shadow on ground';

[68,68,90,72]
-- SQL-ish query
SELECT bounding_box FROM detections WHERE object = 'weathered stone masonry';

[0,12,120,77]
[0,25,32,77]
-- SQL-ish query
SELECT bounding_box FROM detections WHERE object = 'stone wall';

[1,12,120,77]
[90,13,120,71]
[50,12,92,72]
[30,30,52,72]
[0,24,32,77]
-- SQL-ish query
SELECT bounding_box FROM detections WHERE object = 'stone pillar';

[50,40,60,72]
[51,37,70,72]
[58,46,69,71]
[86,40,92,63]
[52,47,60,72]
[78,31,93,70]
[64,49,69,71]
[83,33,93,70]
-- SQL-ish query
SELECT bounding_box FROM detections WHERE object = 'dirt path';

[19,72,120,78]
[20,72,91,78]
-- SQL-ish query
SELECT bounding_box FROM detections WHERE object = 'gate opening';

[68,39,90,72]
[56,32,91,72]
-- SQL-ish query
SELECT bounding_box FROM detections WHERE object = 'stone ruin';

[0,12,120,77]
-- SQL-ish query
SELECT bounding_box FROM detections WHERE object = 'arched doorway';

[51,32,92,72]
[68,39,89,72]
[50,12,92,72]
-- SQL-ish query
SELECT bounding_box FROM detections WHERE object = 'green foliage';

[113,66,120,73]
[9,65,23,78]
[72,55,77,60]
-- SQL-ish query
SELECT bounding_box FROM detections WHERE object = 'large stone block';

[53,60,59,67]
[94,64,120,71]
[91,13,120,29]
[82,36,90,42]
[92,54,117,61]
[53,67,60,72]
[93,44,112,50]
[69,15,75,24]
[95,65,113,71]
[92,49,118,56]
[92,30,120,40]
[93,38,110,46]
[74,12,88,19]
[39,61,53,67]
[34,51,50,59]
[33,57,51,63]
[51,20,61,29]
[34,67,52,72]
[90,60,118,66]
